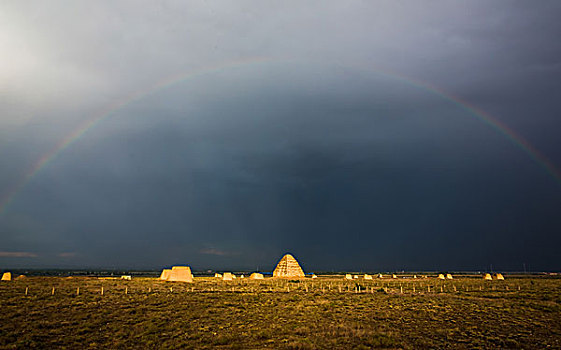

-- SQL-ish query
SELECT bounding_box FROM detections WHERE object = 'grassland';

[1,275,560,349]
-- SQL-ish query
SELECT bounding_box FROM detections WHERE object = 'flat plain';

[1,275,560,349]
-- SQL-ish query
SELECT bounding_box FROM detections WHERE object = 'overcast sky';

[1,1,560,272]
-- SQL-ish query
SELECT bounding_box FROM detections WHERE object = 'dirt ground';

[0,276,560,349]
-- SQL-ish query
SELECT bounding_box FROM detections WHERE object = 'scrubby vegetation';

[0,276,560,349]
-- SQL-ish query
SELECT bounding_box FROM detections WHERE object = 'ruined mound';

[159,269,172,280]
[159,266,193,282]
[249,273,264,280]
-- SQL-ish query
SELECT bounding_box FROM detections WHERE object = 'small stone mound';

[250,273,264,280]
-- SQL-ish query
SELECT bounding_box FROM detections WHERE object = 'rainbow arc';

[1,58,559,216]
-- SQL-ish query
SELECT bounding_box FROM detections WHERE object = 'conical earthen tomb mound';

[273,253,305,278]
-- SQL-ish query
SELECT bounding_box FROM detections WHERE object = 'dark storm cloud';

[1,2,560,270]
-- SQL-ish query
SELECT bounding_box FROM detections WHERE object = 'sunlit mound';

[222,272,234,281]
[483,273,492,280]
[272,254,305,278]
[159,266,193,282]
[495,273,505,280]
[159,269,171,280]
[249,273,264,280]
[1,272,11,281]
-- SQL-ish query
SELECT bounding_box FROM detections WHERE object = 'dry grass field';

[1,275,560,349]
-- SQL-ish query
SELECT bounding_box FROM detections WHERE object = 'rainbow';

[1,58,559,216]
[0,56,270,216]
[365,67,561,184]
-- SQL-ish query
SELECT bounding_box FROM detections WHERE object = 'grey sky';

[1,1,560,271]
